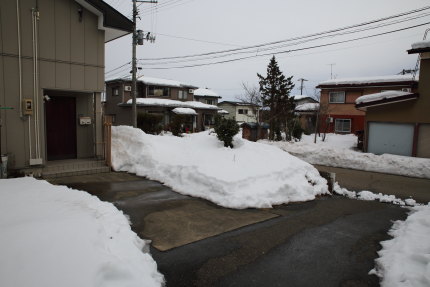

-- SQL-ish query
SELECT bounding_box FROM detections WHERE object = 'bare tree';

[236,82,263,124]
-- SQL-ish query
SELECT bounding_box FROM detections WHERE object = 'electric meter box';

[23,99,33,115]
[79,116,92,125]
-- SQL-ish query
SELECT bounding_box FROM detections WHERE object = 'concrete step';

[42,165,110,179]
[43,159,107,174]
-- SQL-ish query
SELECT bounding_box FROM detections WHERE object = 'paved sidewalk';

[315,165,430,203]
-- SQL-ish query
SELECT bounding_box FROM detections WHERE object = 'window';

[335,119,351,133]
[206,99,214,105]
[329,91,345,103]
[238,109,248,115]
[112,88,119,96]
[178,90,187,100]
[148,86,169,97]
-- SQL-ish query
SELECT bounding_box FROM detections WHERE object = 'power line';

[140,21,430,69]
[139,6,430,61]
[138,12,430,65]
[155,33,243,47]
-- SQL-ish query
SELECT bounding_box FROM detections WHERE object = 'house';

[292,94,319,105]
[0,0,133,172]
[217,101,258,124]
[354,41,430,158]
[295,103,320,134]
[104,77,219,131]
[316,75,418,134]
[193,88,221,106]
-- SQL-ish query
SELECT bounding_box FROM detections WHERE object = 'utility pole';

[297,78,308,95]
[131,0,157,128]
[327,63,336,79]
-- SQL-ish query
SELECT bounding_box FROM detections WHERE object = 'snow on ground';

[111,126,329,209]
[0,177,164,287]
[370,204,430,287]
[265,133,430,179]
[333,183,418,207]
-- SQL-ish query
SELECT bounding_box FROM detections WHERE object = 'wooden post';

[103,115,113,168]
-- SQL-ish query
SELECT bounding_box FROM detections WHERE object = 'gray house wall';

[0,0,105,169]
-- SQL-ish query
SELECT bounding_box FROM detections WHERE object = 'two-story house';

[0,0,133,173]
[193,88,221,105]
[217,101,259,124]
[104,76,219,131]
[316,75,418,134]
[354,42,430,158]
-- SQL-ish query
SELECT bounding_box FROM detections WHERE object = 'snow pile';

[370,204,430,287]
[295,103,319,111]
[218,109,229,114]
[193,88,218,97]
[333,183,418,207]
[172,107,197,115]
[411,40,430,50]
[127,98,219,110]
[356,91,413,104]
[318,75,416,86]
[111,126,329,209]
[0,177,163,287]
[265,134,430,179]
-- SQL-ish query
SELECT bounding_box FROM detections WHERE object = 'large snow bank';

[318,75,416,86]
[265,134,430,179]
[111,126,329,209]
[356,91,413,104]
[0,177,163,287]
[370,204,430,287]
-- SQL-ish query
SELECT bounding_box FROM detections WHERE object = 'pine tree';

[257,56,295,140]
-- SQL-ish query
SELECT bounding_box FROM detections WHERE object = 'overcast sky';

[104,0,430,101]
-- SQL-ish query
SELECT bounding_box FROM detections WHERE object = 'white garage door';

[368,122,414,156]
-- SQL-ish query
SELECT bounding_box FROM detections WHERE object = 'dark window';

[206,99,214,105]
[149,86,170,97]
[329,91,345,103]
[238,109,248,115]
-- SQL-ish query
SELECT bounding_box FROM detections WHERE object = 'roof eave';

[355,93,419,110]
[408,47,430,54]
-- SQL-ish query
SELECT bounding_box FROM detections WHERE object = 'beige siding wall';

[0,0,105,168]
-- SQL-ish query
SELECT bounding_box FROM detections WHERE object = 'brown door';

[45,96,77,160]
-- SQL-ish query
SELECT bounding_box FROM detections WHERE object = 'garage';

[367,122,414,156]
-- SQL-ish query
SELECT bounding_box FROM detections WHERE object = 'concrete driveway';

[48,168,430,286]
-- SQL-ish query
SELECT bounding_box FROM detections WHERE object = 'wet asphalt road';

[52,171,419,287]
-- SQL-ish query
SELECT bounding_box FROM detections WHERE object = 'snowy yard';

[111,126,329,209]
[265,133,430,179]
[0,177,163,287]
[370,204,430,287]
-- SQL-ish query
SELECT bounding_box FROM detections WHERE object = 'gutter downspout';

[34,8,41,159]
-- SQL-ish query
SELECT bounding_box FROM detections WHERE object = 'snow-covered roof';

[193,88,218,97]
[292,94,310,100]
[138,76,197,88]
[318,75,416,87]
[217,109,229,114]
[411,40,430,50]
[172,107,197,115]
[295,103,320,111]
[218,101,257,107]
[125,98,219,110]
[356,91,414,105]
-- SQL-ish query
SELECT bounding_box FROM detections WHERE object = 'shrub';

[214,116,240,148]
[137,113,163,134]
[170,114,186,137]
